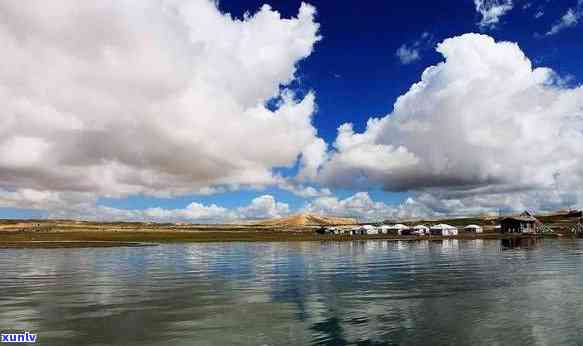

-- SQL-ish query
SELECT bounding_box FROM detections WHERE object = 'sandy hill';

[252,213,357,227]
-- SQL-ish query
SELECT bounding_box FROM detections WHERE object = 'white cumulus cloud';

[312,33,583,213]
[302,192,433,221]
[2,191,291,223]
[237,195,290,220]
[395,32,434,65]
[0,0,322,205]
[546,1,582,35]
[82,194,290,223]
[396,46,421,65]
[474,0,514,29]
[277,178,332,198]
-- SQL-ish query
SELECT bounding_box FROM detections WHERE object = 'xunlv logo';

[1,332,38,343]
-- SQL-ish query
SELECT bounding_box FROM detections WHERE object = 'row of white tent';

[320,224,483,236]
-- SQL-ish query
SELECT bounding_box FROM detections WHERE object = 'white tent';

[351,225,374,235]
[362,225,379,235]
[340,228,353,235]
[430,224,458,236]
[412,225,430,235]
[464,224,483,233]
[387,224,410,230]
[325,226,341,235]
[378,225,392,234]
[388,224,411,235]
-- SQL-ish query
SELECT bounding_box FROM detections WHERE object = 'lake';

[1,238,583,345]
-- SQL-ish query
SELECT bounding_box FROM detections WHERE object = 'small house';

[500,212,540,234]
[567,210,583,218]
[430,224,459,236]
[464,224,483,233]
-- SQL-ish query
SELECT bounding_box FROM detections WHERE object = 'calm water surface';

[1,238,583,345]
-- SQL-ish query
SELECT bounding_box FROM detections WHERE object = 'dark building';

[567,210,583,218]
[500,212,540,234]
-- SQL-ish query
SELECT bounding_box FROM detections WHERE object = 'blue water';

[1,238,583,345]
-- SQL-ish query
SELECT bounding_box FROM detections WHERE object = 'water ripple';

[1,239,582,345]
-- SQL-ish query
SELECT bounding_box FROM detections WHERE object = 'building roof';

[464,224,482,229]
[413,225,429,229]
[431,224,457,230]
[501,210,541,223]
[501,216,538,222]
[388,224,410,230]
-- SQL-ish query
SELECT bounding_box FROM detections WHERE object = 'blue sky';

[0,0,582,221]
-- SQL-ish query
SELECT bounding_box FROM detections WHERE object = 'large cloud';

[3,2,583,222]
[5,192,290,223]
[11,188,576,223]
[303,192,436,221]
[304,188,583,222]
[314,34,583,211]
[0,0,322,200]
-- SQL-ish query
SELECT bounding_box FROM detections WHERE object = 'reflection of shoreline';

[0,230,543,247]
[500,237,544,250]
[1,238,578,345]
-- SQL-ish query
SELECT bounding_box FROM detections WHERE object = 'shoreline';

[0,240,156,249]
[0,229,551,248]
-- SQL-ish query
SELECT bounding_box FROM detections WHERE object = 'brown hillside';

[252,213,357,227]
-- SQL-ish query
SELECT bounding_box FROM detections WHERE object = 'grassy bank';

[0,240,156,249]
[0,228,545,248]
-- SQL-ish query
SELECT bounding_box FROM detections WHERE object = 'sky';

[0,0,582,222]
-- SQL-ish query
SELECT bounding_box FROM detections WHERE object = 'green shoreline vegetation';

[0,228,549,249]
